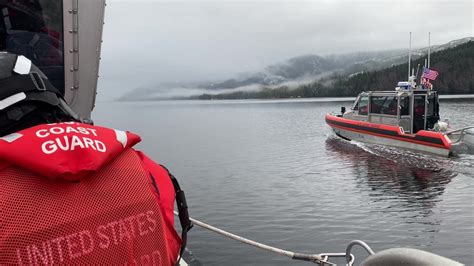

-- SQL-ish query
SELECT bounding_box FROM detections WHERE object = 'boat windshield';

[358,96,368,115]
[399,96,409,116]
[0,1,64,94]
[370,96,397,116]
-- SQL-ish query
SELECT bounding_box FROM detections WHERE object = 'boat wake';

[326,136,469,176]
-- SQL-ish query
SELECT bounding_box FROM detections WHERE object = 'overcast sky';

[98,0,473,100]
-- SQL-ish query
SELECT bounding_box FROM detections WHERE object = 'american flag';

[421,78,432,90]
[422,67,439,80]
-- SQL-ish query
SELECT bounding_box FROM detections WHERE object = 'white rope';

[175,211,329,264]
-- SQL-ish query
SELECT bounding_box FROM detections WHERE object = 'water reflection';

[325,137,456,220]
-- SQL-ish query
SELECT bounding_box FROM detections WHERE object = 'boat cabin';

[0,0,105,119]
[345,88,440,134]
[0,1,64,91]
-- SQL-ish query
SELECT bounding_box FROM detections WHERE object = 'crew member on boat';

[0,52,191,265]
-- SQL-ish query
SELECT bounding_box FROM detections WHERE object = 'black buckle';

[30,72,46,91]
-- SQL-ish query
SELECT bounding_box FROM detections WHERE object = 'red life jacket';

[0,122,189,265]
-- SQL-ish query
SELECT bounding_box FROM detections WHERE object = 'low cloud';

[99,0,472,101]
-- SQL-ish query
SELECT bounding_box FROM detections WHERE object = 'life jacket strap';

[159,165,192,264]
[0,72,61,100]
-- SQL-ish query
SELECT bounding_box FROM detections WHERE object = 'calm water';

[93,99,474,265]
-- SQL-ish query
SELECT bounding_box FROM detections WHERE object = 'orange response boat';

[326,76,473,157]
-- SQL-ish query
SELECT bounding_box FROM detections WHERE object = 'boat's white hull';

[332,127,451,157]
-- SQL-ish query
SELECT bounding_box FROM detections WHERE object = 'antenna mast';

[428,32,431,68]
[408,32,412,80]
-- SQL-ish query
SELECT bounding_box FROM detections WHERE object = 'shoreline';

[107,94,474,104]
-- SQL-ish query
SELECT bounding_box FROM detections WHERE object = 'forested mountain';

[330,40,473,96]
[201,50,408,90]
[197,40,473,100]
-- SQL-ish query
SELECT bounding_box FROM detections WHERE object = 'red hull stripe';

[325,114,450,150]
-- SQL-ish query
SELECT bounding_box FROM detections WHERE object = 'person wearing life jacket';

[0,52,191,265]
